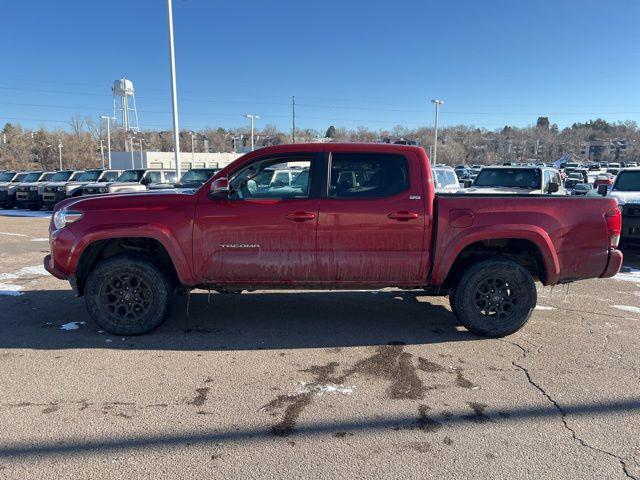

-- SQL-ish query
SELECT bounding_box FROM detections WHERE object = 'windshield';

[50,171,73,182]
[613,171,640,192]
[0,172,15,182]
[180,169,218,183]
[474,168,541,189]
[21,172,42,182]
[116,170,145,182]
[76,170,101,182]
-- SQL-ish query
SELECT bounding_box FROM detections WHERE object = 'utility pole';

[58,143,63,170]
[190,131,196,162]
[167,0,182,178]
[128,135,135,168]
[431,99,444,166]
[139,138,144,167]
[100,115,115,169]
[245,114,260,151]
[292,96,296,143]
[99,140,105,168]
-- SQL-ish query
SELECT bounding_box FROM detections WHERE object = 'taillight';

[605,208,622,248]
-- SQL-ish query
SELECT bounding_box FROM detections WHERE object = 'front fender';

[430,224,560,286]
[64,222,196,285]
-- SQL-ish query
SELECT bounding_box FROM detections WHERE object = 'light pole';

[245,114,260,151]
[58,143,63,170]
[99,140,105,168]
[139,138,144,168]
[431,99,444,166]
[128,135,135,168]
[167,0,182,178]
[100,115,115,169]
[189,131,196,162]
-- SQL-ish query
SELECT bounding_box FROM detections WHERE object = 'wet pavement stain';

[189,387,210,407]
[464,401,490,423]
[41,404,59,414]
[454,370,476,389]
[270,394,312,437]
[443,436,454,446]
[417,357,447,373]
[416,404,442,432]
[335,344,426,400]
[406,441,431,453]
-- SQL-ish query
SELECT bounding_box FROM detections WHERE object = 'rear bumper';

[600,249,623,278]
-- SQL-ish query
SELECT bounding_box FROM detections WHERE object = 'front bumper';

[621,205,640,244]
[0,190,13,205]
[600,249,623,278]
[43,190,66,206]
[44,254,68,279]
[16,190,40,206]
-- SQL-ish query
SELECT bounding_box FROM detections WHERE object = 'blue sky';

[2,0,640,132]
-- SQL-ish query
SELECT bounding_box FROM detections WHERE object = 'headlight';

[30,186,37,191]
[57,186,65,192]
[53,210,83,230]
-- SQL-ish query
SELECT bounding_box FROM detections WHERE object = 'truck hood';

[610,191,640,205]
[84,182,115,188]
[16,182,45,188]
[56,189,195,213]
[45,181,76,188]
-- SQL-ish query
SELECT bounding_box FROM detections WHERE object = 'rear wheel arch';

[442,237,550,291]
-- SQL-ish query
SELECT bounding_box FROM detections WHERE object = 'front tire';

[84,255,174,335]
[450,258,536,337]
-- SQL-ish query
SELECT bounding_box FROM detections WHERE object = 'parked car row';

[0,167,221,210]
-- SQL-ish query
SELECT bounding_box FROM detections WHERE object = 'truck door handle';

[285,211,317,222]
[388,211,419,221]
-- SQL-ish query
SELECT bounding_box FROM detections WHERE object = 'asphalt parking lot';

[0,213,639,479]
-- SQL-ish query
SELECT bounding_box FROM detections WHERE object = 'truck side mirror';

[547,182,559,193]
[209,177,229,199]
[597,184,608,196]
[463,180,473,188]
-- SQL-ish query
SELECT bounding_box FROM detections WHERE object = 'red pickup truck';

[45,143,623,337]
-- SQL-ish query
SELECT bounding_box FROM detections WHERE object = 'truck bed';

[430,193,620,286]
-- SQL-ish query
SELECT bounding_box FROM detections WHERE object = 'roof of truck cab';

[250,142,426,154]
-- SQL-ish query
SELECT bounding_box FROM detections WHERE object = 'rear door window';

[329,153,409,198]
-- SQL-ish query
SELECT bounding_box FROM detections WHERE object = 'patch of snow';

[296,382,354,396]
[613,305,640,314]
[0,232,28,237]
[19,265,48,276]
[0,210,51,219]
[60,321,86,331]
[0,283,24,296]
[535,305,556,311]
[0,265,48,282]
[613,267,640,282]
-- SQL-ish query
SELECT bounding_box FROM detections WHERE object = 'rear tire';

[84,255,174,335]
[449,257,536,337]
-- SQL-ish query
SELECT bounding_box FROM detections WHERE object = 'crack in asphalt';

[506,337,638,480]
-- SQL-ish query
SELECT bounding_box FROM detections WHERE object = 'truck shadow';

[0,289,477,350]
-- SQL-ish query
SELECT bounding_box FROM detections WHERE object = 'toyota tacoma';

[45,144,623,337]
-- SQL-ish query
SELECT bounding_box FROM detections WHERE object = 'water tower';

[112,78,140,132]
